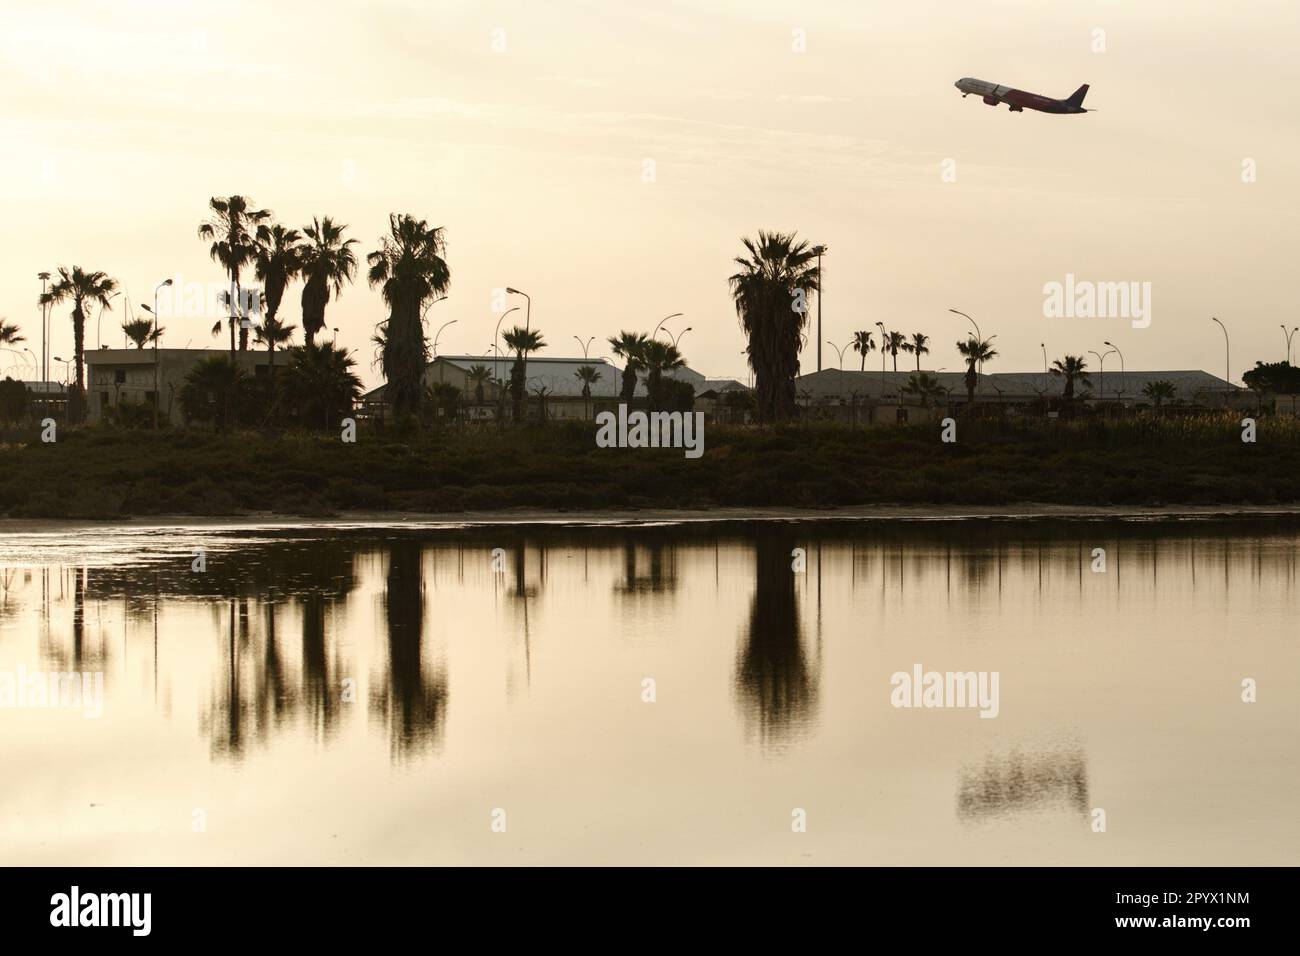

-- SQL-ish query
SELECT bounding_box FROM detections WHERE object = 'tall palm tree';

[502,326,545,422]
[198,195,272,357]
[956,336,998,407]
[1051,355,1090,404]
[255,223,304,336]
[639,339,684,411]
[254,315,297,379]
[0,320,23,345]
[728,231,820,423]
[122,318,162,349]
[1141,379,1176,409]
[608,331,648,403]
[901,332,930,372]
[180,355,247,430]
[300,216,357,346]
[851,330,875,371]
[39,266,118,422]
[366,214,450,419]
[282,342,363,430]
[468,364,492,404]
[883,330,907,373]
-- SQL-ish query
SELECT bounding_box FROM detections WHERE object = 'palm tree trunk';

[72,304,86,423]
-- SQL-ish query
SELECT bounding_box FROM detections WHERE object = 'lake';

[1,518,1296,865]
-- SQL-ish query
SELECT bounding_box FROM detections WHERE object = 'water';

[0,519,1296,865]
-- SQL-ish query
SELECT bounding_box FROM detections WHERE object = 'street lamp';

[1282,324,1298,365]
[812,245,827,372]
[1088,348,1115,403]
[573,335,594,359]
[875,320,887,399]
[494,306,520,383]
[1210,316,1230,394]
[506,287,531,332]
[38,272,50,411]
[1103,340,1125,402]
[670,326,692,350]
[652,312,683,340]
[432,319,457,357]
[96,291,121,351]
[152,279,173,430]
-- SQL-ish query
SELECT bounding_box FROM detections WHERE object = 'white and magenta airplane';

[954,77,1092,114]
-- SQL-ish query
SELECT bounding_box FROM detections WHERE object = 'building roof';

[794,368,1241,401]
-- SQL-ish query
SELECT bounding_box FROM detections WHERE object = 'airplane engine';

[982,95,999,106]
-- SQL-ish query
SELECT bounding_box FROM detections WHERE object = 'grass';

[0,415,1296,519]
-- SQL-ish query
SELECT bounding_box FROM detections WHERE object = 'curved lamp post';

[1210,316,1230,395]
[652,312,683,340]
[573,335,594,359]
[1103,340,1125,401]
[1282,324,1298,365]
[432,319,457,357]
[151,279,173,429]
[505,287,531,332]
[494,306,520,384]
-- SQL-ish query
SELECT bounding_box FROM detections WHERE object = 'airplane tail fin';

[1065,84,1089,109]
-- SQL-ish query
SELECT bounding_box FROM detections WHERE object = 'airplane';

[954,77,1092,114]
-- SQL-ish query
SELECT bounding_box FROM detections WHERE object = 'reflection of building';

[85,348,274,426]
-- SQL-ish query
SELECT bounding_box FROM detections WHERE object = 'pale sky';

[4,0,1299,387]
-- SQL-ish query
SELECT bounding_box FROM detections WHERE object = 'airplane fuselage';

[954,77,1089,114]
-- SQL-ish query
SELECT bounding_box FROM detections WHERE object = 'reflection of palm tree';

[734,535,820,747]
[371,540,447,757]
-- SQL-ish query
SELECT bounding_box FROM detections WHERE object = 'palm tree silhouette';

[851,330,875,370]
[575,364,602,417]
[255,223,304,338]
[468,364,492,404]
[299,216,357,346]
[502,325,545,422]
[638,339,684,411]
[253,315,296,381]
[902,372,945,408]
[0,320,23,346]
[1051,355,1090,406]
[901,332,930,371]
[282,342,362,430]
[608,330,648,403]
[367,214,450,419]
[39,266,118,422]
[729,231,820,423]
[883,330,907,372]
[198,195,271,357]
[1141,379,1176,408]
[957,336,998,407]
[122,317,162,349]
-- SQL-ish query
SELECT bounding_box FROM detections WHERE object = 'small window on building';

[114,369,127,385]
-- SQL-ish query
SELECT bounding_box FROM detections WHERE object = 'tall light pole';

[949,307,986,373]
[494,306,520,384]
[96,291,120,351]
[812,245,827,372]
[1211,316,1230,395]
[1282,324,1298,365]
[1103,340,1125,402]
[432,319,457,357]
[38,272,50,413]
[1088,348,1114,403]
[573,335,594,359]
[670,326,692,350]
[149,279,173,429]
[875,320,887,400]
[652,312,682,340]
[506,287,531,332]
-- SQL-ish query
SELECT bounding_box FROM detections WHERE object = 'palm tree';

[122,318,162,349]
[255,223,304,336]
[282,342,362,430]
[0,320,23,345]
[366,214,450,419]
[575,364,602,418]
[728,231,820,423]
[1051,355,1090,405]
[956,336,998,407]
[198,195,272,357]
[851,330,875,371]
[39,266,118,422]
[608,331,648,403]
[180,355,247,430]
[253,315,297,379]
[639,339,685,411]
[300,216,357,346]
[468,364,492,404]
[1141,379,1177,409]
[901,332,930,372]
[901,372,945,408]
[883,330,907,373]
[502,326,545,422]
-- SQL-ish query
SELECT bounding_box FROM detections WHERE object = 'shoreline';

[3,502,1300,534]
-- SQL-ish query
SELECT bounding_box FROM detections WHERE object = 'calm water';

[1,519,1296,865]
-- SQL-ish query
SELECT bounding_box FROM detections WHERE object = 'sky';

[3,0,1299,388]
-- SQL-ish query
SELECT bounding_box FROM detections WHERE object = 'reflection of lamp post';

[1211,316,1230,396]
